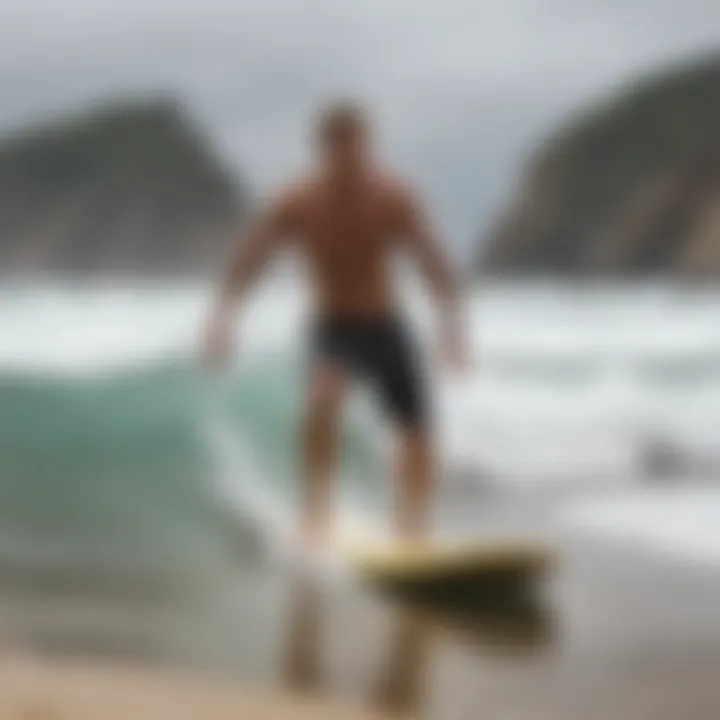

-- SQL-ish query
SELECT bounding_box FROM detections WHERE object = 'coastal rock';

[478,55,720,278]
[0,99,243,276]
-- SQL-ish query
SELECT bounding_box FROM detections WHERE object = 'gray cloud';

[1,0,719,252]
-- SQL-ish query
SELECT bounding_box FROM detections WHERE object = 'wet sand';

[425,537,720,720]
[0,654,390,719]
[2,492,720,720]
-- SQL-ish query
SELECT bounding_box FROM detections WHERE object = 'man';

[203,101,465,547]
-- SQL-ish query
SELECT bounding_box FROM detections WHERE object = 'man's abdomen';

[312,264,397,320]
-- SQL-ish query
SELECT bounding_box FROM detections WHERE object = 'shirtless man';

[203,101,465,546]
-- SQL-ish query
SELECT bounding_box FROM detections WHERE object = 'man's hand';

[201,312,235,368]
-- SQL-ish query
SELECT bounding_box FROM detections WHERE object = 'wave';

[1,282,719,600]
[0,346,388,603]
[0,361,250,601]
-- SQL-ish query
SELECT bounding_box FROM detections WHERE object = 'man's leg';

[394,424,435,541]
[282,576,322,690]
[371,319,434,542]
[299,363,348,548]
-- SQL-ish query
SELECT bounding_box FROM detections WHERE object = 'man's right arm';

[202,191,297,364]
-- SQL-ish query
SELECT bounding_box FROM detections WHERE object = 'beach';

[1,283,719,719]
[2,480,720,720]
[1,0,720,713]
[0,654,389,720]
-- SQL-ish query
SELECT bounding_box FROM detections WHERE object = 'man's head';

[315,100,371,174]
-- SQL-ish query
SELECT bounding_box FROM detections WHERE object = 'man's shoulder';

[372,170,419,213]
[275,175,314,207]
[266,175,318,223]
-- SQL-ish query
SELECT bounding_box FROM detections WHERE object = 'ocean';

[1,279,719,672]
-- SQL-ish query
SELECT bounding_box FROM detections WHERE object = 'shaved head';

[316,100,369,148]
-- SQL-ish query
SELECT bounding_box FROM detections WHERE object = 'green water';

[0,347,383,616]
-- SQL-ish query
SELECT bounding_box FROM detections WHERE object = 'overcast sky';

[1,0,719,255]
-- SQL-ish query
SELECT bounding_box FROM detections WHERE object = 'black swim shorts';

[311,315,428,428]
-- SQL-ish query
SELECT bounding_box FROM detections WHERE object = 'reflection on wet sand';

[371,607,430,718]
[281,575,434,717]
[282,575,323,693]
[405,588,554,654]
[280,573,554,718]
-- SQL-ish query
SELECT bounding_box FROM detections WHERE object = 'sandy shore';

[5,539,720,720]
[0,653,389,720]
[3,488,720,720]
[426,535,720,720]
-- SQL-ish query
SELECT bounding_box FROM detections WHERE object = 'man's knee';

[398,424,435,473]
[399,424,432,450]
[306,364,348,427]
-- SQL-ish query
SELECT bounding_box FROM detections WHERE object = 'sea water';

[0,279,719,659]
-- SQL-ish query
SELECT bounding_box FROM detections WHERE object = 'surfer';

[202,101,466,546]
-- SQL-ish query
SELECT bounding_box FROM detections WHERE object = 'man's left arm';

[395,186,468,369]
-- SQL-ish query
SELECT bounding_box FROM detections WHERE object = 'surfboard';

[342,533,555,604]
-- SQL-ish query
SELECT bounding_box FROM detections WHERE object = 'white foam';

[563,488,720,567]
[1,281,719,484]
[0,284,204,374]
[0,280,307,375]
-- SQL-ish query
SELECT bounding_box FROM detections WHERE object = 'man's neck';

[322,163,372,194]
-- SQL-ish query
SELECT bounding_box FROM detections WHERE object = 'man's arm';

[202,192,297,363]
[395,185,467,368]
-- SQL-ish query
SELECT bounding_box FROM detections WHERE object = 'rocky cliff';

[0,99,242,275]
[478,55,720,278]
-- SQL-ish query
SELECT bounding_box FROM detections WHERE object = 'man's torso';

[288,172,405,319]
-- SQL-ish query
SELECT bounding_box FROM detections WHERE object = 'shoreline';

[2,536,720,720]
[1,479,720,720]
[0,652,390,720]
